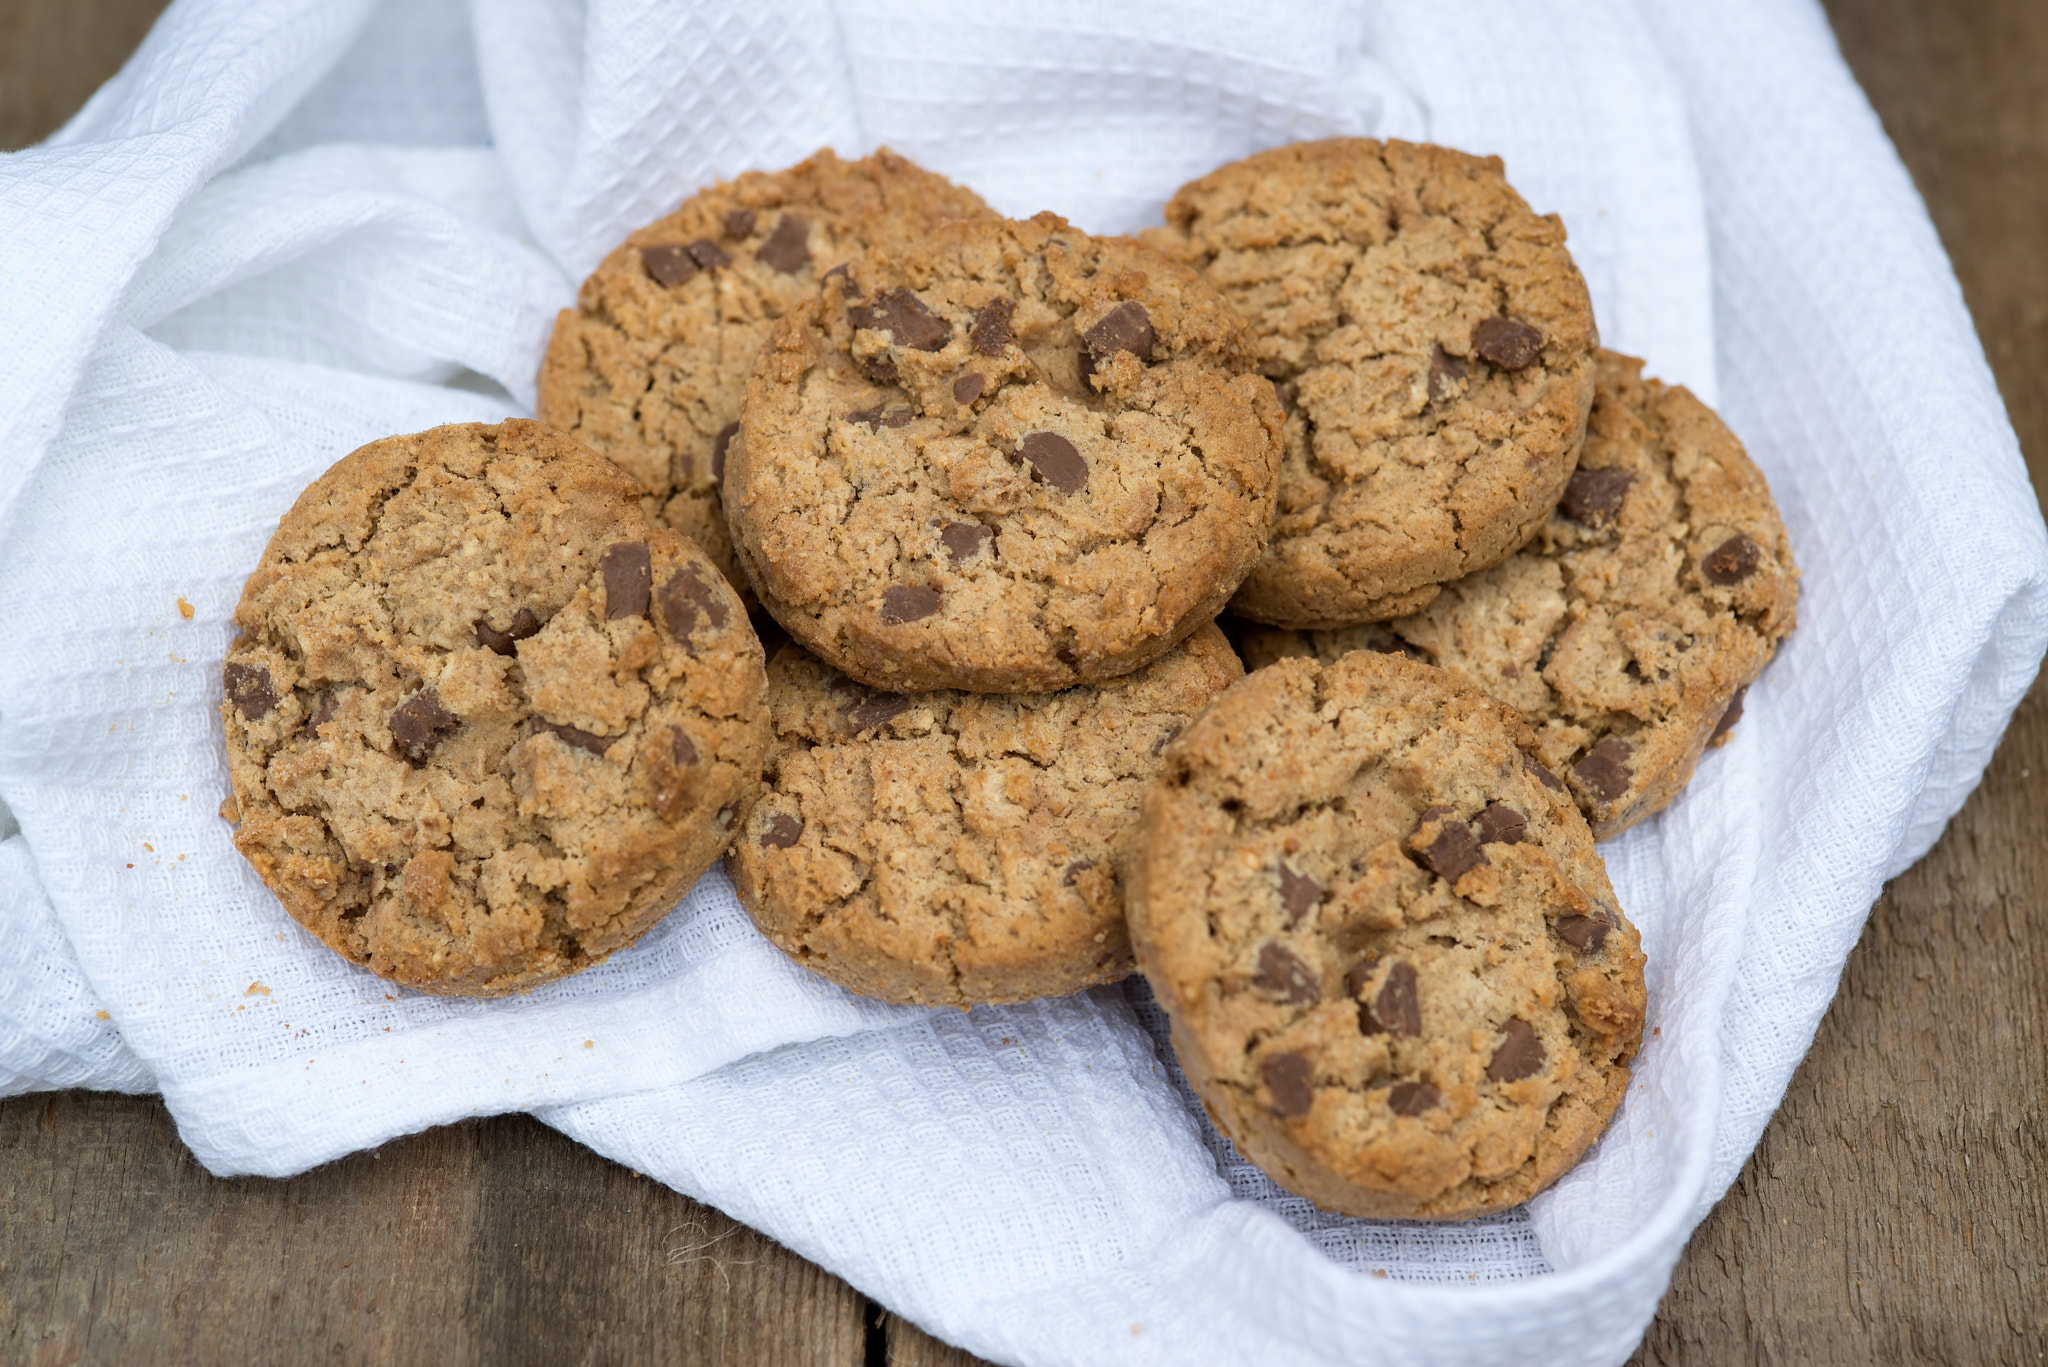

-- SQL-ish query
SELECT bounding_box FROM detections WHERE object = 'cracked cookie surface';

[220,420,770,996]
[1150,138,1599,628]
[726,211,1284,693]
[537,149,994,606]
[728,623,1241,1006]
[1129,651,1646,1220]
[1241,351,1798,838]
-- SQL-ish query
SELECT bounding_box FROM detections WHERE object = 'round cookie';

[1150,138,1600,628]
[536,149,995,602]
[219,420,771,997]
[727,211,1285,692]
[728,623,1243,1006]
[1129,650,1647,1221]
[1239,351,1798,839]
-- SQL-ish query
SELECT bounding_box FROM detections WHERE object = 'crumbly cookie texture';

[536,148,994,603]
[1240,351,1798,839]
[1129,651,1646,1220]
[1150,138,1599,628]
[729,623,1242,1006]
[726,210,1284,693]
[220,420,770,997]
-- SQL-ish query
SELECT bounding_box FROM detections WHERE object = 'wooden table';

[4,2,2043,1361]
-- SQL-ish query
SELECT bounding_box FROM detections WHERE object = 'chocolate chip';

[530,717,612,757]
[300,690,338,738]
[1277,865,1323,925]
[1560,467,1634,525]
[1573,737,1634,803]
[686,238,730,269]
[757,214,809,273]
[724,208,755,239]
[1062,860,1094,887]
[1078,301,1155,380]
[847,406,886,431]
[952,372,985,405]
[1253,942,1319,1003]
[1260,1051,1314,1117]
[641,244,698,287]
[880,585,941,624]
[969,297,1014,354]
[1388,1082,1440,1116]
[1150,725,1181,756]
[1556,914,1611,952]
[1624,660,1646,683]
[389,687,460,762]
[822,263,855,295]
[1416,808,1488,884]
[1523,751,1567,793]
[1487,1018,1547,1082]
[940,521,992,563]
[862,356,900,386]
[846,693,910,733]
[1711,685,1749,741]
[712,421,739,480]
[1426,344,1467,403]
[1476,802,1529,845]
[1472,316,1544,369]
[1374,961,1422,1037]
[475,607,541,657]
[601,542,652,620]
[222,662,276,721]
[883,407,912,429]
[1344,958,1379,1001]
[760,813,803,849]
[1702,532,1762,585]
[848,287,950,351]
[669,727,698,767]
[657,563,728,640]
[1019,432,1087,493]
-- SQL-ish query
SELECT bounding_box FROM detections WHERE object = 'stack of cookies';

[220,140,1798,1220]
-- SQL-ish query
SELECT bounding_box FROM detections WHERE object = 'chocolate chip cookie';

[727,623,1242,1006]
[1239,351,1797,838]
[1128,650,1646,1220]
[536,149,994,603]
[726,211,1285,693]
[1149,138,1599,627]
[219,420,771,996]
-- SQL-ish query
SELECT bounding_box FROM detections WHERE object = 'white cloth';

[1,1,2041,1362]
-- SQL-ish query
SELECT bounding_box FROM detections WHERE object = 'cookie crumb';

[584,1040,594,1049]
[95,1010,110,1020]
[246,982,271,997]
[176,596,194,620]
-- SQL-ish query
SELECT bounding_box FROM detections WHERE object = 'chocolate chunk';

[641,244,698,287]
[1260,1051,1314,1117]
[846,693,910,733]
[1702,532,1762,585]
[1344,958,1379,1000]
[1426,344,1468,403]
[712,421,739,480]
[222,662,277,722]
[1711,685,1749,741]
[724,208,755,239]
[848,287,950,351]
[1523,751,1567,793]
[1472,316,1544,369]
[1560,467,1634,524]
[880,585,941,624]
[757,214,810,273]
[669,727,698,767]
[299,690,338,738]
[1373,961,1422,1037]
[1388,1082,1440,1117]
[1573,737,1634,803]
[822,263,856,296]
[1476,801,1529,845]
[1623,660,1646,683]
[969,297,1014,354]
[1019,432,1087,493]
[1253,942,1319,1003]
[530,717,612,757]
[1416,808,1488,884]
[1062,859,1094,887]
[952,372,986,405]
[940,521,992,563]
[389,687,460,762]
[1150,725,1181,756]
[760,813,803,849]
[686,237,730,269]
[846,406,886,431]
[883,407,912,428]
[601,542,652,620]
[656,563,728,640]
[1078,301,1155,380]
[474,607,541,656]
[862,355,900,386]
[1277,865,1323,925]
[1486,1018,1547,1082]
[1555,914,1611,952]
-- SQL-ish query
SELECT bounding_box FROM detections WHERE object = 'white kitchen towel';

[0,1,2041,1364]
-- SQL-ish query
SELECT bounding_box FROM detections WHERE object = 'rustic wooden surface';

[2,1,2043,1363]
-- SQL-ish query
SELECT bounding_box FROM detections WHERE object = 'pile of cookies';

[219,139,1797,1219]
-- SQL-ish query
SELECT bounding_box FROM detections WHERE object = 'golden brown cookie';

[219,420,770,997]
[1239,351,1798,838]
[1150,138,1599,628]
[536,149,995,603]
[1129,651,1646,1220]
[726,211,1284,693]
[728,623,1243,1006]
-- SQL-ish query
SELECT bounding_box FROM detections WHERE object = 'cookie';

[728,623,1243,1007]
[219,420,771,997]
[536,149,995,603]
[726,211,1284,693]
[1149,138,1599,628]
[1128,650,1646,1220]
[1239,351,1798,838]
